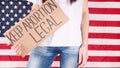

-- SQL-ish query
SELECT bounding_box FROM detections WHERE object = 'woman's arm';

[78,0,89,67]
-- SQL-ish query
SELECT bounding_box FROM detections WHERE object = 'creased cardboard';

[4,0,68,56]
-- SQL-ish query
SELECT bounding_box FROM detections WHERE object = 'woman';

[12,0,89,68]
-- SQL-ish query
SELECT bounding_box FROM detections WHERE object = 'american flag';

[0,0,120,68]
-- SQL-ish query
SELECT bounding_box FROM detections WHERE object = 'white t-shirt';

[27,0,84,46]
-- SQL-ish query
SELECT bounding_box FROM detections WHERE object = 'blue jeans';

[27,46,80,68]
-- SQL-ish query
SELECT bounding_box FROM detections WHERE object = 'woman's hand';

[7,42,22,56]
[11,43,22,55]
[78,44,88,68]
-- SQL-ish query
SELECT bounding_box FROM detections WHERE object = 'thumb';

[78,51,82,64]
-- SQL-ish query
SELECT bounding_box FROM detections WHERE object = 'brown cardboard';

[4,0,68,56]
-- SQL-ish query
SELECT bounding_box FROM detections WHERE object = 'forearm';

[81,11,89,47]
[81,0,89,47]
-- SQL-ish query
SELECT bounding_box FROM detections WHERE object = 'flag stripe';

[0,50,120,56]
[89,39,120,45]
[89,33,120,39]
[0,55,60,61]
[90,14,120,21]
[0,61,59,67]
[0,56,120,62]
[88,45,120,50]
[0,55,29,61]
[88,56,120,62]
[84,62,120,67]
[89,26,120,33]
[0,37,10,44]
[88,50,120,56]
[0,44,11,49]
[0,61,120,67]
[90,20,120,27]
[89,8,120,14]
[89,2,120,8]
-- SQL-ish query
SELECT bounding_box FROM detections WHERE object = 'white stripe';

[0,61,120,67]
[89,39,120,45]
[84,62,120,67]
[89,26,120,33]
[90,14,120,21]
[0,37,10,44]
[0,49,17,55]
[0,61,27,67]
[0,49,30,55]
[0,61,59,67]
[88,2,120,8]
[1,49,120,56]
[88,50,120,56]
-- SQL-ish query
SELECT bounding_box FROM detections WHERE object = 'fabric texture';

[27,46,80,68]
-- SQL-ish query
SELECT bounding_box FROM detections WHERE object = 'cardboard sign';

[4,0,68,56]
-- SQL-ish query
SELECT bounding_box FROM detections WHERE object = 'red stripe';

[90,20,120,27]
[0,55,60,61]
[0,55,120,62]
[89,8,120,14]
[88,56,120,62]
[88,45,120,50]
[0,55,29,61]
[89,0,120,2]
[89,33,120,39]
[0,44,12,49]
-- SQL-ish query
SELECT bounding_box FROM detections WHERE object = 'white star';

[27,10,30,13]
[10,9,14,13]
[27,2,30,5]
[15,22,18,24]
[23,5,26,9]
[10,18,14,21]
[18,1,22,5]
[6,5,9,9]
[14,13,18,17]
[6,13,9,17]
[2,17,5,21]
[19,18,22,21]
[19,10,22,13]
[6,21,10,25]
[23,14,26,17]
[14,5,18,9]
[1,9,5,13]
[10,1,13,5]
[1,1,5,5]
[2,26,5,29]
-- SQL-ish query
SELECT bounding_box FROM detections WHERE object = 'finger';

[7,42,11,46]
[12,43,21,50]
[78,54,83,67]
[78,57,87,67]
[16,47,22,55]
[11,43,21,54]
[78,61,85,67]
[11,46,14,50]
[78,52,82,64]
